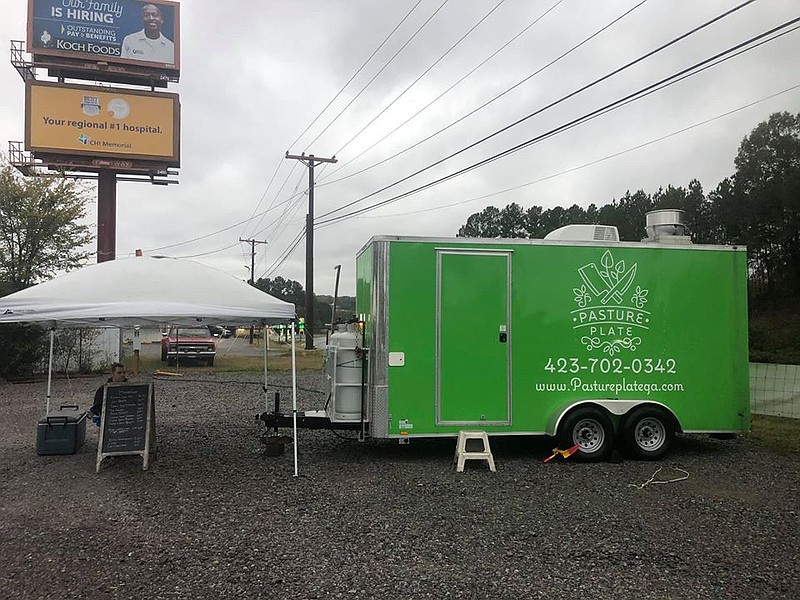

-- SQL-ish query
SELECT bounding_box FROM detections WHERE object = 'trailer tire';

[622,407,675,460]
[557,406,614,462]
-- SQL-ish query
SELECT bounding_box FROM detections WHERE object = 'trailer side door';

[436,249,511,426]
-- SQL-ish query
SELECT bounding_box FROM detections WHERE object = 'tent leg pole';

[268,324,269,412]
[46,329,55,415]
[291,322,298,477]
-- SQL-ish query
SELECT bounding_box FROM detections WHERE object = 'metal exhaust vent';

[643,209,692,245]
[645,209,686,238]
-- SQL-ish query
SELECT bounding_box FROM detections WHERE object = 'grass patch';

[128,349,323,376]
[745,414,800,454]
[749,299,800,364]
[215,350,323,372]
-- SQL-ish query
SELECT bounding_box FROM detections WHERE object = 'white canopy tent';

[0,255,302,475]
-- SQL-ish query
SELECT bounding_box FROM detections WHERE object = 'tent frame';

[0,256,301,475]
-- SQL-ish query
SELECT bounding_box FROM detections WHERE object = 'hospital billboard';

[27,0,180,73]
[25,80,180,165]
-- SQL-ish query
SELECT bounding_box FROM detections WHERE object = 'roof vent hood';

[643,209,692,245]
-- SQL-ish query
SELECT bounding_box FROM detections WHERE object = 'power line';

[241,160,302,240]
[302,0,452,152]
[138,0,643,262]
[239,158,286,241]
[260,228,306,280]
[315,0,648,188]
[318,20,800,226]
[142,179,305,255]
[259,172,308,243]
[321,0,509,168]
[172,240,243,259]
[143,195,296,253]
[150,187,301,261]
[238,2,424,241]
[288,0,424,151]
[316,0,570,184]
[143,163,305,255]
[316,17,800,228]
[315,0,758,222]
[351,83,800,221]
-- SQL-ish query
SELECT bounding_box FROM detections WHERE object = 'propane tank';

[324,323,363,422]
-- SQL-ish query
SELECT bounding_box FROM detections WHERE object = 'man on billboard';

[121,3,175,64]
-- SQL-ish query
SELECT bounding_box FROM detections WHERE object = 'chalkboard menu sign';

[96,383,156,473]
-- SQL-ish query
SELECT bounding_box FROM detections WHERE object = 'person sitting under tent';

[89,363,127,425]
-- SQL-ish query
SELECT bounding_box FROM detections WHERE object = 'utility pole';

[240,238,268,344]
[285,151,337,350]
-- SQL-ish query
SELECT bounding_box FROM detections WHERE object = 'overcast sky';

[1,0,798,295]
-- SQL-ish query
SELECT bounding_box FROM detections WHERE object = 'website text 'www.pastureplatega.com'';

[535,378,685,395]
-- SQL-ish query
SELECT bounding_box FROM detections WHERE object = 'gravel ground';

[0,369,798,600]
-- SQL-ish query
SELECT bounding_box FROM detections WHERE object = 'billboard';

[27,0,180,72]
[25,81,180,166]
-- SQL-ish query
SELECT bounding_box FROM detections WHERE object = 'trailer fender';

[547,400,682,437]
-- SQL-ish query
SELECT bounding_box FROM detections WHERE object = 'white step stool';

[454,430,496,472]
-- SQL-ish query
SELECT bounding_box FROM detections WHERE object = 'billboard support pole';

[97,170,117,263]
[284,152,337,350]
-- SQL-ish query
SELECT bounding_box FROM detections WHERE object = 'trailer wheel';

[557,407,614,462]
[622,407,675,460]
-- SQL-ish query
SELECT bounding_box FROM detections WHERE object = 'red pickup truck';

[161,326,216,366]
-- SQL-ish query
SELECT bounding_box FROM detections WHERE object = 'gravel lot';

[1,369,798,599]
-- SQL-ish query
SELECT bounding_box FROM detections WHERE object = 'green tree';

[254,276,305,306]
[317,294,356,323]
[0,165,92,293]
[457,205,502,237]
[608,190,654,240]
[497,203,528,238]
[652,180,713,243]
[254,276,334,330]
[719,111,800,297]
[0,164,93,380]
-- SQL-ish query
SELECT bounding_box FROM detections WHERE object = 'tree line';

[253,276,356,328]
[457,112,800,302]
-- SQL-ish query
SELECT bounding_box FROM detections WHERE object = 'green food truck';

[265,210,750,461]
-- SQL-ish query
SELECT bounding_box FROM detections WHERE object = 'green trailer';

[349,215,749,460]
[262,211,750,461]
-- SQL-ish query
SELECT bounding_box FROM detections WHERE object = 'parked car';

[208,325,232,338]
[161,326,216,366]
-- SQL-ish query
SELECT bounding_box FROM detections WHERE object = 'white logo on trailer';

[571,250,651,355]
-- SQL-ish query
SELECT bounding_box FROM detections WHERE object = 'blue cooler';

[37,405,87,455]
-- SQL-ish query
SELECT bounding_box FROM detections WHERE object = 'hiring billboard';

[25,81,180,166]
[27,0,180,73]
